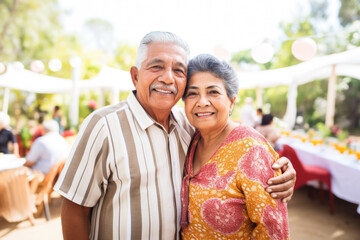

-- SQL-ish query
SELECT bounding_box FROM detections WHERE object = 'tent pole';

[256,87,263,108]
[2,87,10,113]
[325,64,337,127]
[111,88,119,105]
[283,80,298,130]
[69,57,82,128]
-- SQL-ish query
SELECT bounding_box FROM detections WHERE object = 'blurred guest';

[52,105,64,134]
[240,97,258,128]
[30,116,45,142]
[24,120,69,174]
[256,113,281,150]
[255,107,263,127]
[0,112,19,156]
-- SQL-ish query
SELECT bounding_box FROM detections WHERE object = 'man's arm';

[61,198,91,240]
[12,142,19,157]
[266,157,296,203]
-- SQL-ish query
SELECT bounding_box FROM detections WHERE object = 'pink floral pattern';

[201,198,245,235]
[192,162,236,190]
[238,145,276,187]
[262,200,290,239]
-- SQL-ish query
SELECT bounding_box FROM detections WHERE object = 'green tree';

[338,0,360,26]
[112,43,137,71]
[0,0,62,61]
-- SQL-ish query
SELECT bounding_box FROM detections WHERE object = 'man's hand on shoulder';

[266,157,296,203]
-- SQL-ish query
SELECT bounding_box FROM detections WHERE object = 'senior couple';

[55,31,294,239]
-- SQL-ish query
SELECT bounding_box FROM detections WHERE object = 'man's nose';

[159,68,175,84]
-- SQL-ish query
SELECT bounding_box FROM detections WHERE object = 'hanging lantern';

[48,58,62,72]
[14,61,25,70]
[30,60,45,73]
[0,62,6,74]
[251,43,274,64]
[291,38,317,61]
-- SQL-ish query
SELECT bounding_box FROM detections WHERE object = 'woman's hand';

[266,157,296,203]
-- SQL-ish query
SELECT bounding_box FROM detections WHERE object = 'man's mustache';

[150,84,177,95]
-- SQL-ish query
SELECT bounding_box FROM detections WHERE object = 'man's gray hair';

[183,54,239,99]
[43,120,60,133]
[0,112,10,127]
[134,31,190,69]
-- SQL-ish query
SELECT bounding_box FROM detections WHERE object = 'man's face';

[130,42,187,119]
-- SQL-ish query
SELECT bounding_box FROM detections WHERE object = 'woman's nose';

[197,95,210,107]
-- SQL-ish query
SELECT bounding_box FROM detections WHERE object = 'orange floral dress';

[180,125,290,240]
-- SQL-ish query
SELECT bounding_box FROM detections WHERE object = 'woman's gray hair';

[0,112,10,127]
[183,54,239,99]
[134,31,190,69]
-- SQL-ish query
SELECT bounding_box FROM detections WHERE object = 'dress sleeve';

[237,142,290,239]
[54,112,112,207]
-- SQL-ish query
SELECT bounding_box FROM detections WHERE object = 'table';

[0,155,35,223]
[277,137,360,214]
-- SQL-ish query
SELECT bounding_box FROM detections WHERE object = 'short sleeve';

[54,112,112,207]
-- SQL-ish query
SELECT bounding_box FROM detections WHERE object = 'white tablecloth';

[277,137,360,214]
[0,155,25,172]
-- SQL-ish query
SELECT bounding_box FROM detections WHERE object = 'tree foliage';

[338,0,360,26]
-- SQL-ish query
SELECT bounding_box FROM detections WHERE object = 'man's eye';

[175,69,185,74]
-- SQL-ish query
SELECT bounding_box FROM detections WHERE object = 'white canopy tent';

[0,64,134,126]
[0,47,359,128]
[236,47,360,129]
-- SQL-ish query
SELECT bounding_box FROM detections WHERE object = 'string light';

[291,38,317,61]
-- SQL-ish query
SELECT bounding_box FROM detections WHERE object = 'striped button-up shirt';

[54,91,194,240]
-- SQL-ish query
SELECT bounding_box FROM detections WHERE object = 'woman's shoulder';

[224,124,267,144]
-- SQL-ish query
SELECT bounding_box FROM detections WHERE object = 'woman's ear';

[230,97,236,109]
[229,97,236,115]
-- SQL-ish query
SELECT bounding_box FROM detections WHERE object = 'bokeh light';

[291,38,317,61]
[251,43,274,64]
[30,60,45,73]
[48,59,62,72]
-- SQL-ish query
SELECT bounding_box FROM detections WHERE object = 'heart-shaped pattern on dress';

[201,198,245,235]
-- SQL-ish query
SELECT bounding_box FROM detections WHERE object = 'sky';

[59,0,340,58]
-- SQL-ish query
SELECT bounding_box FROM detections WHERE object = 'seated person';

[0,112,19,156]
[24,120,69,174]
[255,113,281,150]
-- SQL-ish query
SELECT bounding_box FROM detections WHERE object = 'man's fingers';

[272,156,289,170]
[266,185,294,201]
[267,179,294,193]
[267,168,296,185]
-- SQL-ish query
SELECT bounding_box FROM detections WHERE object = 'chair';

[33,159,66,221]
[0,167,35,225]
[282,144,334,214]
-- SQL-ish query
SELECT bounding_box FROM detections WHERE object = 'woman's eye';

[186,92,197,97]
[209,90,219,94]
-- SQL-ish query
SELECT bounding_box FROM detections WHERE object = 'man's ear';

[130,66,139,87]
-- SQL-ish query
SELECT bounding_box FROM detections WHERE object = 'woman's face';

[184,72,235,132]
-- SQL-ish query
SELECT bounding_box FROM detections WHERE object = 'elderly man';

[24,120,69,174]
[55,31,296,240]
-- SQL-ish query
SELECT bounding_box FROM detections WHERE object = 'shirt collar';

[128,91,178,133]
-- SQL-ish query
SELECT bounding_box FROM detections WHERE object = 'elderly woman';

[0,112,19,155]
[180,54,290,239]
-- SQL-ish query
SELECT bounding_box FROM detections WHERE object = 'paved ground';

[1,187,360,240]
